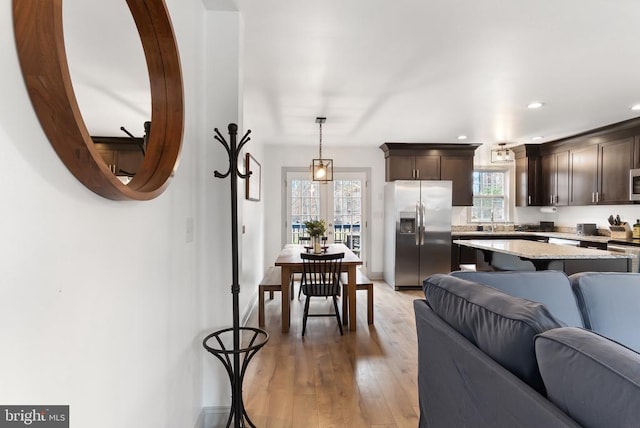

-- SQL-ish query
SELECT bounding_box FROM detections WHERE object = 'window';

[471,170,507,222]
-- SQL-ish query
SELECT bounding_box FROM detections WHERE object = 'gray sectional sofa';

[415,271,640,428]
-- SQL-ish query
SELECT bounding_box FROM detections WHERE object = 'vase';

[312,236,322,254]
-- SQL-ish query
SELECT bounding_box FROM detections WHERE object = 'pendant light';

[491,143,515,163]
[311,117,333,182]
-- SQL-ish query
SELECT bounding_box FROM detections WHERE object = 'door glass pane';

[333,179,362,256]
[290,179,320,243]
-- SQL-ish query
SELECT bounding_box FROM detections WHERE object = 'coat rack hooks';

[214,126,252,179]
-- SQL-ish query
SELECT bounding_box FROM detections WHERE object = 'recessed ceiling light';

[631,104,640,111]
[532,136,543,141]
[527,102,544,109]
[457,135,467,140]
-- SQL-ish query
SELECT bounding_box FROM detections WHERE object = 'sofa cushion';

[535,327,640,428]
[451,270,584,327]
[569,272,640,351]
[423,273,564,394]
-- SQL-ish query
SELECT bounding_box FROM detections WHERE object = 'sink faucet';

[483,210,494,232]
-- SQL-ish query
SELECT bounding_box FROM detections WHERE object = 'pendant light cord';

[318,121,323,159]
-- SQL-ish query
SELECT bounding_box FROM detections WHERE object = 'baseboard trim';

[243,289,258,327]
[368,271,384,280]
[194,406,230,428]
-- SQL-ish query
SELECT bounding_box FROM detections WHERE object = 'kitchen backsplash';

[451,224,611,236]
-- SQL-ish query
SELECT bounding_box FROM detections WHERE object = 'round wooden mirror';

[13,0,184,201]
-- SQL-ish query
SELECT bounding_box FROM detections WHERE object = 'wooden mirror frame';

[13,0,184,200]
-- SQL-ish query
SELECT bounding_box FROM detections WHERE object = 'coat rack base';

[203,327,269,428]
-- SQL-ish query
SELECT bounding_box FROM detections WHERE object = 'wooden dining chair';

[296,236,328,299]
[300,252,345,336]
[298,236,311,245]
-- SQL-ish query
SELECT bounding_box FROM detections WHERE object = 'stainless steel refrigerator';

[384,180,452,289]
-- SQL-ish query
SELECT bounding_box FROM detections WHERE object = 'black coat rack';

[203,124,269,428]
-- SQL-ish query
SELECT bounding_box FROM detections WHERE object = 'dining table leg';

[342,287,348,326]
[347,265,357,331]
[281,266,291,333]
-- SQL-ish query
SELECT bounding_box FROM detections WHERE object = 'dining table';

[274,243,363,333]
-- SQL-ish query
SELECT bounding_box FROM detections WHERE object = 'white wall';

[0,2,260,427]
[263,144,386,276]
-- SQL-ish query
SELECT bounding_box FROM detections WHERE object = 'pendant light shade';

[311,117,333,182]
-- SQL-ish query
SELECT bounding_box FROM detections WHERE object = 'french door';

[286,171,366,260]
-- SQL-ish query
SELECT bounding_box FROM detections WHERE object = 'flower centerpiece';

[303,219,326,253]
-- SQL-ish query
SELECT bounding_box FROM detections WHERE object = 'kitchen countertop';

[453,239,631,260]
[608,238,640,246]
[453,230,611,244]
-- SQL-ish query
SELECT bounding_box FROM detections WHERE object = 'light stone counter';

[453,239,629,260]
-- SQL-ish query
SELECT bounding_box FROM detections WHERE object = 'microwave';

[631,169,640,201]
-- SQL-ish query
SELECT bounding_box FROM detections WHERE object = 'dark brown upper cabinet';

[569,137,636,205]
[542,151,570,206]
[513,145,541,207]
[568,145,597,205]
[597,137,635,204]
[380,143,480,206]
[386,154,440,180]
[515,117,640,207]
[441,155,474,206]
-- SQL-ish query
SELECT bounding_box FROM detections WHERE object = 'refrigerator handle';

[420,202,426,246]
[415,202,420,246]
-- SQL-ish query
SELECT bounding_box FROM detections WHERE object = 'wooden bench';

[340,270,374,325]
[258,267,294,327]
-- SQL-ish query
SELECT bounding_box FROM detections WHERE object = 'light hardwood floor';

[242,280,424,428]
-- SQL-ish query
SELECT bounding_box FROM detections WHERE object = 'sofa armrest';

[414,299,580,428]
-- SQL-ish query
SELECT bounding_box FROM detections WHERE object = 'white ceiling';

[231,0,640,149]
[64,0,640,149]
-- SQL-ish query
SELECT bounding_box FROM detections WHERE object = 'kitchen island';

[453,239,632,274]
